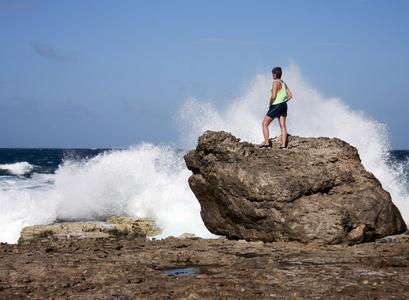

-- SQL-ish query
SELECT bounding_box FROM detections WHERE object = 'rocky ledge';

[1,236,409,299]
[18,216,162,242]
[184,131,407,244]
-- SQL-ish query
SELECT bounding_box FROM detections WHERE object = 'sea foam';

[53,144,213,239]
[0,63,407,244]
[0,144,214,243]
[0,162,33,176]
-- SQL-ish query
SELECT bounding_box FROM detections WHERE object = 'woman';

[260,67,293,149]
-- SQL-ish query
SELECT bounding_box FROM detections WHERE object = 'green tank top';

[271,80,288,105]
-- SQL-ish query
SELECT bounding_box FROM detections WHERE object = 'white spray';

[177,63,409,223]
[0,63,407,244]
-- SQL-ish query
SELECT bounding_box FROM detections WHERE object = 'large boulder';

[184,131,407,244]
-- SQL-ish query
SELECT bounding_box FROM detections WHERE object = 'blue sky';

[1,0,408,149]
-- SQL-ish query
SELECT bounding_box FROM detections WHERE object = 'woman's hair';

[272,67,282,79]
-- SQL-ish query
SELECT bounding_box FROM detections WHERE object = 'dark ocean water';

[0,148,109,177]
[1,148,408,177]
[389,150,409,164]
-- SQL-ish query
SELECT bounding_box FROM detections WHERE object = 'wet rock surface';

[184,131,407,244]
[1,236,409,299]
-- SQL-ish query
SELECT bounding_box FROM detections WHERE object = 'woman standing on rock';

[260,67,292,149]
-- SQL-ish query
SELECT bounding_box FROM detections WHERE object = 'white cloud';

[198,39,261,45]
[31,41,78,62]
[55,100,94,118]
[0,0,37,12]
[317,42,350,47]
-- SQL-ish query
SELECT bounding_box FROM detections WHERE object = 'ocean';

[1,64,408,243]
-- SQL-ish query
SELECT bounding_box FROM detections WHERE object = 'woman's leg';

[262,115,274,145]
[278,116,287,147]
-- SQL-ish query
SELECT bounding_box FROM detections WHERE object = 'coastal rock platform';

[1,236,409,299]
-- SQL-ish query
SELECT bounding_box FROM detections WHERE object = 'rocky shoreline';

[1,234,409,299]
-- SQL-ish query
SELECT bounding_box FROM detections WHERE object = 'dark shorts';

[266,102,287,119]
